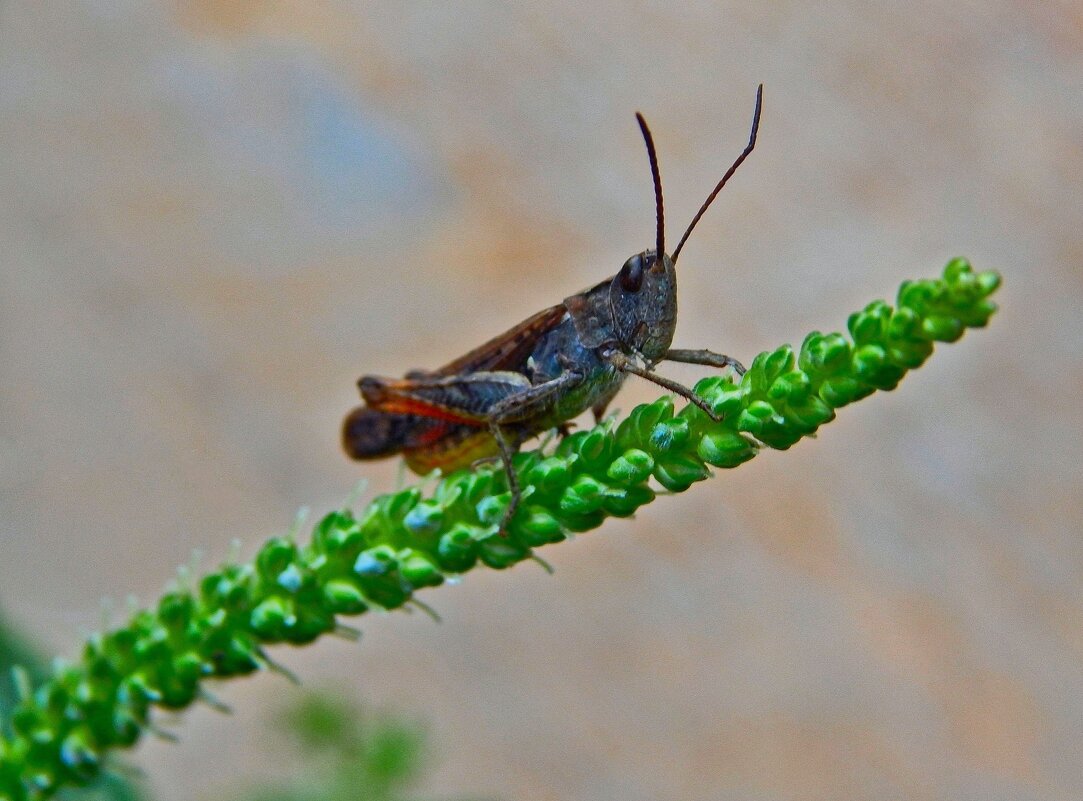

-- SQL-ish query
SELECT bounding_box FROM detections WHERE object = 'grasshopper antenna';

[635,112,665,264]
[671,83,763,264]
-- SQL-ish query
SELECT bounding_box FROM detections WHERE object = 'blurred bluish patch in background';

[157,45,446,271]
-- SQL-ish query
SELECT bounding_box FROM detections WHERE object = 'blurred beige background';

[2,2,1081,800]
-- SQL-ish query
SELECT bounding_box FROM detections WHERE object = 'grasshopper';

[343,85,763,533]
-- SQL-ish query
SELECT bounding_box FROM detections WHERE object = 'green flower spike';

[0,259,1000,801]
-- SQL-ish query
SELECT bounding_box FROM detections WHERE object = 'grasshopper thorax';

[609,249,677,362]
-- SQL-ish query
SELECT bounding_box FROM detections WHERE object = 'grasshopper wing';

[431,303,567,375]
[358,371,532,424]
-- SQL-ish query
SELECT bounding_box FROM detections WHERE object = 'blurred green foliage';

[236,690,492,801]
[3,611,482,801]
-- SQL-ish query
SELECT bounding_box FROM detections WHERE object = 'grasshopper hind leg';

[482,368,588,536]
[487,421,529,537]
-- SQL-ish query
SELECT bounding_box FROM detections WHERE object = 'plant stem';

[0,259,1000,801]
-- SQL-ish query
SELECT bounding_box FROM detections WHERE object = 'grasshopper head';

[609,249,677,361]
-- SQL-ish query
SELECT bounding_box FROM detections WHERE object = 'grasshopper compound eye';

[619,253,646,292]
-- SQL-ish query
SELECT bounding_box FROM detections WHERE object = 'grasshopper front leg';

[605,350,723,422]
[663,348,746,376]
[484,368,587,534]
